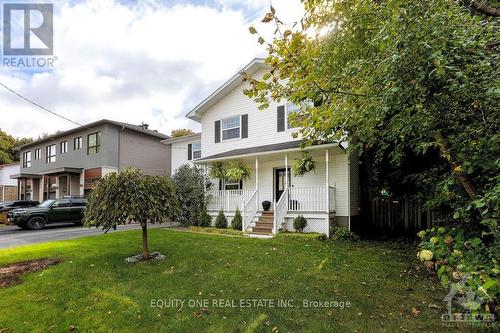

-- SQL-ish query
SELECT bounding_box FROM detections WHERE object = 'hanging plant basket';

[208,162,226,180]
[293,152,317,177]
[225,160,252,182]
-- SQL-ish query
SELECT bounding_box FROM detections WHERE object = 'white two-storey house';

[186,58,360,237]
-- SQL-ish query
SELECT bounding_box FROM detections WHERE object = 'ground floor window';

[220,179,243,191]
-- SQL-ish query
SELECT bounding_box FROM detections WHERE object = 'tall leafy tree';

[0,129,33,164]
[246,0,498,233]
[245,0,499,308]
[171,128,195,138]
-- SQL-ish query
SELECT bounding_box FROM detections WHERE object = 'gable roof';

[15,119,169,151]
[186,58,269,122]
[161,132,201,144]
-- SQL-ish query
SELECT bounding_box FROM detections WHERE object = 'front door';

[274,168,291,202]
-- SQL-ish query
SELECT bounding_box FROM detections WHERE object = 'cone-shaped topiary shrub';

[231,207,243,230]
[215,209,228,229]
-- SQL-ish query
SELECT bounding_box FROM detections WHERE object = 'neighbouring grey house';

[11,119,171,201]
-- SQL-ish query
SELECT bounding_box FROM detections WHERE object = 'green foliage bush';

[198,210,212,228]
[215,210,228,229]
[172,164,211,226]
[231,208,243,230]
[189,226,244,236]
[417,227,498,313]
[293,215,307,232]
[330,226,360,242]
[276,232,326,241]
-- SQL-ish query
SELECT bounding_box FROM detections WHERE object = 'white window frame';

[192,142,201,159]
[224,180,241,191]
[221,115,241,141]
[74,137,82,150]
[60,141,68,154]
[286,101,313,130]
[46,145,56,163]
[22,151,31,168]
[34,148,41,160]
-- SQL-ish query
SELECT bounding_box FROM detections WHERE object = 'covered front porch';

[197,142,347,236]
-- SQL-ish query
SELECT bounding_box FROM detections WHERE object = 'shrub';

[418,227,498,313]
[172,164,211,226]
[215,210,228,229]
[293,215,307,232]
[276,232,326,241]
[231,208,243,230]
[189,226,244,236]
[198,210,212,228]
[330,226,360,242]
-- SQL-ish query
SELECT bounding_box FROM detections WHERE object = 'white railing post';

[273,201,276,234]
[242,201,245,231]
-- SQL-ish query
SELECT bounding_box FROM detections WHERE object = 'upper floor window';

[74,137,82,150]
[87,132,101,155]
[222,116,240,140]
[192,142,201,159]
[22,151,31,168]
[286,103,300,129]
[34,148,41,160]
[60,141,68,154]
[46,145,56,163]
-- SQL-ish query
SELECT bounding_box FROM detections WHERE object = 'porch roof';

[10,173,42,179]
[39,167,83,175]
[195,140,342,163]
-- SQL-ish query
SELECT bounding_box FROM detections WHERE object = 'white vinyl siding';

[170,135,201,174]
[200,69,303,158]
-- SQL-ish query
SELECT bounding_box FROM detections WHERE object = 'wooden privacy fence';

[363,198,436,238]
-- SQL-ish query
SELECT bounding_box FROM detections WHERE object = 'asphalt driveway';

[0,223,169,249]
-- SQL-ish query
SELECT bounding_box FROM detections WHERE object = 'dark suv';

[8,197,88,230]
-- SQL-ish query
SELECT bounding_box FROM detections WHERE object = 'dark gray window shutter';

[277,105,285,132]
[215,120,221,143]
[241,114,248,138]
[187,144,192,160]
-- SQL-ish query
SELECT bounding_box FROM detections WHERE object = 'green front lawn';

[0,229,454,332]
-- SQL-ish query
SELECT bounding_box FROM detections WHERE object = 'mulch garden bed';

[0,258,61,288]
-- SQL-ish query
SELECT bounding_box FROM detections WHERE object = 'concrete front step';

[247,233,273,239]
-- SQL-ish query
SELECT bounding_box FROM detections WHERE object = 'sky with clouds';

[0,0,304,138]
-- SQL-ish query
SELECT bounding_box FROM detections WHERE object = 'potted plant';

[208,161,226,180]
[262,200,271,211]
[292,152,317,177]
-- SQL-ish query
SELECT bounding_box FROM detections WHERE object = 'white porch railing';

[288,186,331,212]
[207,190,255,212]
[242,191,258,232]
[273,188,289,234]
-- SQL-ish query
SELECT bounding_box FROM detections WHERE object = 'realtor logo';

[1,1,55,69]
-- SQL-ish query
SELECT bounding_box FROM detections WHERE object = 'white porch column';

[285,154,289,189]
[255,157,259,210]
[325,149,329,212]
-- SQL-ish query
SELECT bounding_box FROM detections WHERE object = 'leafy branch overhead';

[245,0,499,312]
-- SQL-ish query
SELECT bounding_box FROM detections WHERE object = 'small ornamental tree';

[172,164,211,226]
[84,168,179,259]
[231,208,243,230]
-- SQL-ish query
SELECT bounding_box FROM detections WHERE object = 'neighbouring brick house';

[11,119,171,201]
[0,163,20,201]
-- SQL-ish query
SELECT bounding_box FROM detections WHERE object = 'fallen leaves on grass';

[0,258,61,288]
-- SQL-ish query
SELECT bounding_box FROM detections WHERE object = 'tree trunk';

[142,225,149,259]
[469,1,500,17]
[434,131,478,200]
